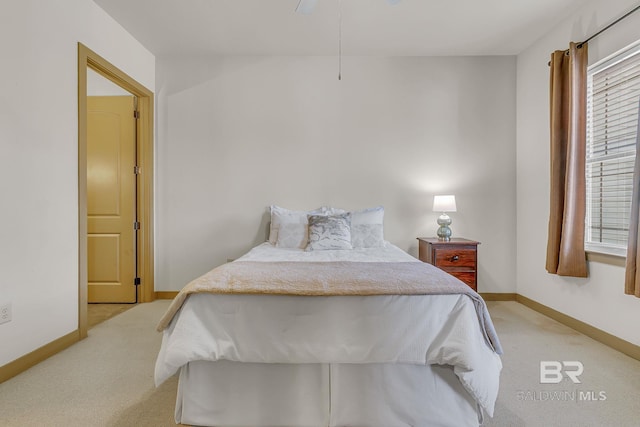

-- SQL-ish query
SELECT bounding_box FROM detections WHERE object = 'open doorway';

[78,43,155,338]
[86,72,138,327]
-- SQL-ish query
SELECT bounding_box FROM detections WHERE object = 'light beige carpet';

[0,300,176,427]
[0,300,638,426]
[484,301,640,427]
[88,303,137,329]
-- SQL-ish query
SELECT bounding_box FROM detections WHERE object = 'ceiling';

[93,0,587,57]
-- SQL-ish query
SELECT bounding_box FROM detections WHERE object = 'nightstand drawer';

[434,248,475,268]
[447,271,476,287]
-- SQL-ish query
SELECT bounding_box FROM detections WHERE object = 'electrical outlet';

[0,303,11,325]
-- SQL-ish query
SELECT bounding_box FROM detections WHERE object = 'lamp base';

[436,213,452,241]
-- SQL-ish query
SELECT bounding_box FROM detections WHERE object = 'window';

[585,41,640,256]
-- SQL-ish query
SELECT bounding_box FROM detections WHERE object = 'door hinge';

[134,221,140,230]
[134,166,141,175]
[134,277,141,286]
[133,110,140,119]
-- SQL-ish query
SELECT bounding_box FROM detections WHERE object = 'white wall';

[517,0,640,346]
[156,55,517,293]
[0,0,154,366]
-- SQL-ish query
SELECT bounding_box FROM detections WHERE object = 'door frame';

[77,43,155,339]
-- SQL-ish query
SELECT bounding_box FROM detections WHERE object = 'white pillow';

[269,205,324,249]
[306,213,353,251]
[350,206,385,248]
[323,206,347,215]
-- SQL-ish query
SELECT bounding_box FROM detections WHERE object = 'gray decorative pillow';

[306,213,353,251]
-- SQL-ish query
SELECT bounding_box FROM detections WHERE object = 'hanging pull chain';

[338,0,342,80]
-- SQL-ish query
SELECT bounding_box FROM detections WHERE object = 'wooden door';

[87,96,137,303]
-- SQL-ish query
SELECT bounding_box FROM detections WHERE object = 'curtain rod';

[577,3,640,48]
[547,4,640,65]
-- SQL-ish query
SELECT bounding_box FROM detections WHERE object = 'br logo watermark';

[516,360,607,402]
[540,361,583,384]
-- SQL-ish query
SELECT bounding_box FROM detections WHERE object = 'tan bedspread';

[157,261,502,354]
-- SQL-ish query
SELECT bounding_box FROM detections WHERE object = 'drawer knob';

[450,255,459,262]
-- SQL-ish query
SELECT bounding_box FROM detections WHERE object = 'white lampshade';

[433,195,457,212]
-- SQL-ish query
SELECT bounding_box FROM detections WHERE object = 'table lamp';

[433,195,457,241]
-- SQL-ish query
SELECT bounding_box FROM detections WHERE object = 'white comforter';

[155,242,502,417]
[236,242,422,263]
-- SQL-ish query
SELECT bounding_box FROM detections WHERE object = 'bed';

[155,206,502,427]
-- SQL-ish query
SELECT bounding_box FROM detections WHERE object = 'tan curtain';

[624,98,640,297]
[545,42,588,277]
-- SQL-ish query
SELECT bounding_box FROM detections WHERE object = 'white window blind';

[586,42,640,256]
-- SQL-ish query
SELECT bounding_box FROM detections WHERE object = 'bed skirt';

[176,360,481,427]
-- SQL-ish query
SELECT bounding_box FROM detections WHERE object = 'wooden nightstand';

[417,237,480,291]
